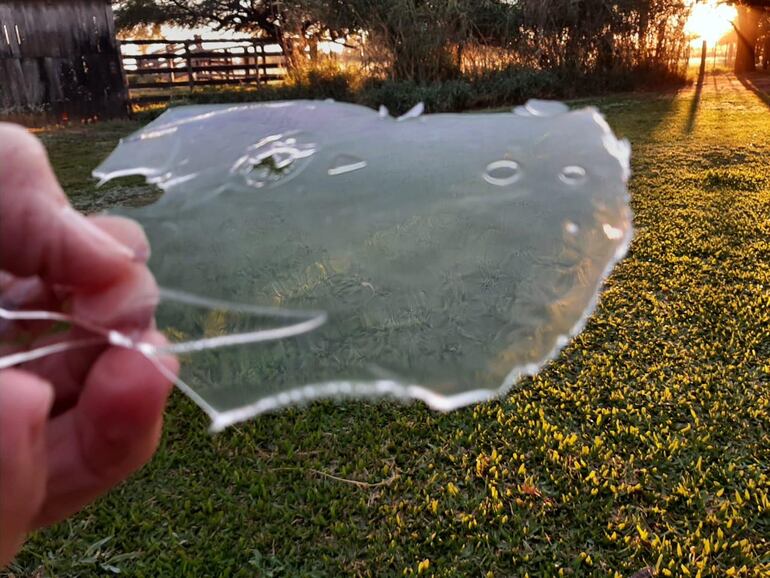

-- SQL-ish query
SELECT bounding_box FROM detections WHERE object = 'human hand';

[0,123,178,565]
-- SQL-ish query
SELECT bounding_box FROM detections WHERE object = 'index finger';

[0,123,137,289]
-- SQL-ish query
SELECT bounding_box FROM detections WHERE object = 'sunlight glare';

[685,0,737,45]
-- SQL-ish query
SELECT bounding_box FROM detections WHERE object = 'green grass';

[6,72,770,577]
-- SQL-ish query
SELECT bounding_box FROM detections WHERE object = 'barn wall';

[0,1,128,120]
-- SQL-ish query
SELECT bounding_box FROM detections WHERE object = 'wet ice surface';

[22,100,635,431]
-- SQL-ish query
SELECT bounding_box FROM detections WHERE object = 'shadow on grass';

[737,72,770,109]
[685,58,707,134]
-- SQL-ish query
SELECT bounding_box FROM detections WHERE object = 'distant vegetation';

[130,62,686,120]
[116,0,701,105]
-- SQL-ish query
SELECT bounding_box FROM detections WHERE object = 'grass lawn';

[5,72,770,577]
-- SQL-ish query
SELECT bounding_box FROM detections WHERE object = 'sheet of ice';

[2,100,633,431]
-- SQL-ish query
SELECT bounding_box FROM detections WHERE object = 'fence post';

[184,41,194,93]
[698,40,707,81]
[115,39,131,116]
[260,43,268,84]
[241,45,249,82]
[251,41,260,83]
[169,41,176,83]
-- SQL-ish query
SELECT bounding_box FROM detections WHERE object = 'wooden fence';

[121,38,286,103]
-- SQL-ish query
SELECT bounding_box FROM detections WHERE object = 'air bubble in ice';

[483,160,522,187]
[559,165,587,185]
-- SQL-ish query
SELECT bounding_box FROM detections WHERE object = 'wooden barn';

[0,0,128,121]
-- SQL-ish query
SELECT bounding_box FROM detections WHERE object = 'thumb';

[0,369,53,566]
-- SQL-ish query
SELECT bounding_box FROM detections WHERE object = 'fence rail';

[120,37,286,102]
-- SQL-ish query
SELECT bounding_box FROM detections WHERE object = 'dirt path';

[685,70,770,105]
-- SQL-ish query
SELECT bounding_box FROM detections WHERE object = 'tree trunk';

[597,33,615,72]
[763,14,770,71]
[764,35,770,70]
[734,6,760,73]
[279,34,304,72]
[308,37,319,62]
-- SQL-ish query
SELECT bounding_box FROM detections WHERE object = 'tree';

[303,0,521,81]
[735,4,761,72]
[115,0,521,81]
[114,1,341,68]
[763,12,770,68]
[513,0,689,77]
[113,0,692,84]
[732,1,770,73]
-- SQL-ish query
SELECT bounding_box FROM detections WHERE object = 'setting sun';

[685,0,737,45]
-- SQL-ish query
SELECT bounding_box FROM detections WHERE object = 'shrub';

[285,62,357,102]
[357,79,473,115]
[130,63,687,121]
[468,67,562,108]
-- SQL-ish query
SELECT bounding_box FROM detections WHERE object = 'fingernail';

[60,207,136,261]
[28,382,53,445]
[90,211,151,263]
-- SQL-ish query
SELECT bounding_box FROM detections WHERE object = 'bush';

[131,63,687,122]
[357,78,474,115]
[284,62,357,102]
[468,67,562,108]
